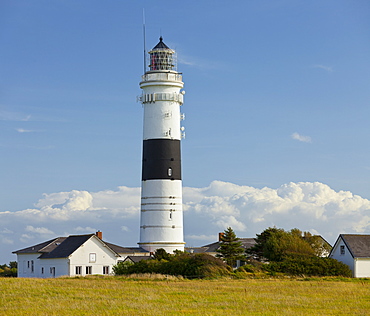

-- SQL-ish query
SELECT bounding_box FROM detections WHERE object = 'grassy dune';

[1,276,369,315]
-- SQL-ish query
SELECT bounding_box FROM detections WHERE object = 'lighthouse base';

[138,242,185,254]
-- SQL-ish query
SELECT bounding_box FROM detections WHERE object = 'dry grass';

[0,276,369,315]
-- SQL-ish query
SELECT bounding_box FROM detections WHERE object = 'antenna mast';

[143,9,147,73]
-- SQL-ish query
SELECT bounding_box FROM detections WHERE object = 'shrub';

[263,255,352,277]
[112,261,134,275]
[113,253,231,279]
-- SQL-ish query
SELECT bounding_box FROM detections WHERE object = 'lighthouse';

[138,37,185,253]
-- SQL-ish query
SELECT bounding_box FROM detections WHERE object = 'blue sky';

[1,1,370,263]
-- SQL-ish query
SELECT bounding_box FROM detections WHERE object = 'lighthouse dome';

[148,37,176,71]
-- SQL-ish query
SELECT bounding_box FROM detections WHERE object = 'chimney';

[96,231,103,240]
[218,232,224,242]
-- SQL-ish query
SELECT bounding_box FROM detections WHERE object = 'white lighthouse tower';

[138,37,185,253]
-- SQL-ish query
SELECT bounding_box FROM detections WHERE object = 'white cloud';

[291,132,312,143]
[312,64,333,72]
[0,228,13,234]
[2,181,370,263]
[74,226,96,233]
[20,234,34,243]
[25,226,54,235]
[0,110,31,121]
[16,128,33,133]
[177,53,226,70]
[183,181,370,242]
[1,237,14,245]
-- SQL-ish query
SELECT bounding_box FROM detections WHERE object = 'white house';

[13,232,149,278]
[329,234,370,278]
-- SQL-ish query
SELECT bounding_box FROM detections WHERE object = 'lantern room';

[148,37,176,71]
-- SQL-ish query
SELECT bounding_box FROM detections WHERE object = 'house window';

[89,253,96,263]
[86,266,92,275]
[103,266,109,275]
[340,245,345,255]
[41,267,44,274]
[31,260,34,273]
[76,266,82,275]
[50,267,55,277]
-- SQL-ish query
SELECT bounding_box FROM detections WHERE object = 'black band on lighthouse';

[142,139,181,181]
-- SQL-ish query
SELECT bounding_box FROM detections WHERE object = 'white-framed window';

[103,266,109,275]
[76,266,82,275]
[86,266,92,275]
[89,253,96,263]
[50,267,55,277]
[340,245,345,255]
[41,267,44,274]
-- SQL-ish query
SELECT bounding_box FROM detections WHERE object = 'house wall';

[17,253,40,278]
[354,258,370,278]
[38,258,69,278]
[16,253,69,278]
[330,238,354,276]
[69,237,118,276]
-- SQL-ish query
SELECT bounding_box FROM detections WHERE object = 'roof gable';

[341,234,370,258]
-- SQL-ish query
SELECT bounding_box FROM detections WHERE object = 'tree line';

[0,261,17,277]
[113,227,351,278]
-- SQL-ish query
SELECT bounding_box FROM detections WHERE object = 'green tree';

[9,261,17,269]
[153,248,171,261]
[0,262,17,277]
[216,227,245,267]
[248,227,316,262]
[247,227,283,261]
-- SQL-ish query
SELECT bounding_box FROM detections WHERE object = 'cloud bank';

[1,181,369,263]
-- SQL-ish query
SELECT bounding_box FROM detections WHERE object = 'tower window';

[340,245,345,255]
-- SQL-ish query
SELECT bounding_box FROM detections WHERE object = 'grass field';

[1,276,369,315]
